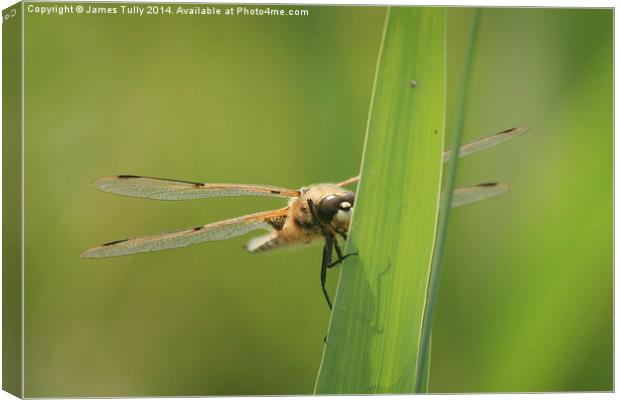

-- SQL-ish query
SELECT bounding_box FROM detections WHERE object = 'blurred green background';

[22,5,611,396]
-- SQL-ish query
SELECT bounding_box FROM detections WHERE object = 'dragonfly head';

[317,191,355,228]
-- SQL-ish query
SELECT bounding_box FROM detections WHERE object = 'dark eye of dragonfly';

[317,192,355,223]
[341,191,355,207]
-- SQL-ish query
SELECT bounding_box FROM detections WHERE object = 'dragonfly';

[81,126,529,309]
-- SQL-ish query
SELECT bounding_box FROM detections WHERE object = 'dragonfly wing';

[448,183,509,208]
[443,126,529,162]
[92,175,301,200]
[245,233,281,253]
[336,176,360,187]
[81,208,289,258]
[337,126,529,187]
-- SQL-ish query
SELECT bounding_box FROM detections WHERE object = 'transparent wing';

[448,183,509,208]
[81,208,289,258]
[336,176,360,187]
[337,126,530,187]
[442,125,530,162]
[92,175,301,200]
[244,233,281,253]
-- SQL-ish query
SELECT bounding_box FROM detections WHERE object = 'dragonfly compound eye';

[341,191,355,207]
[317,195,343,223]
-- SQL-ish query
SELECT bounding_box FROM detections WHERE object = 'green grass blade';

[314,7,446,394]
[414,9,481,392]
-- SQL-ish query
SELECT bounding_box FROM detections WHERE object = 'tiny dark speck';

[194,183,205,188]
[102,239,128,246]
[117,175,140,179]
[478,182,498,187]
[270,190,280,194]
[193,227,203,231]
[409,80,419,88]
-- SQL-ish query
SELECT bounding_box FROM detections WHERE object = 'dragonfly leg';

[328,240,358,268]
[321,235,334,310]
[307,198,334,309]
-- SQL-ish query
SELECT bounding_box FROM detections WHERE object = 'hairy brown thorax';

[245,184,355,253]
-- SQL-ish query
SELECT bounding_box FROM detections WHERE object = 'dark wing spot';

[478,182,498,187]
[116,175,205,185]
[102,239,129,246]
[193,183,206,188]
[498,127,517,135]
[270,190,281,194]
[267,216,287,231]
[193,226,203,231]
